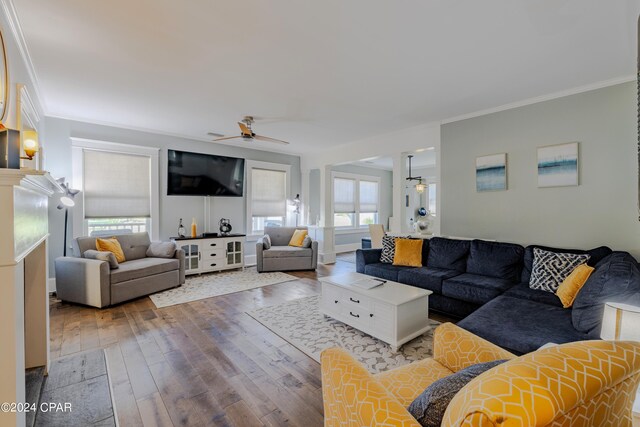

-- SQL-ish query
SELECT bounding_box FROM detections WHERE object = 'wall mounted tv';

[167,149,245,197]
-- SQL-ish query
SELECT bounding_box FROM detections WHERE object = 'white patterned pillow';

[529,248,590,293]
[380,235,396,263]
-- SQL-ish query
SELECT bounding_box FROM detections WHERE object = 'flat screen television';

[167,149,245,196]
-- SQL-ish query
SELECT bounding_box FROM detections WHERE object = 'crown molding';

[441,75,635,125]
[0,0,47,115]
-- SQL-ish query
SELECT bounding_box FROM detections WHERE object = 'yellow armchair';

[321,323,640,427]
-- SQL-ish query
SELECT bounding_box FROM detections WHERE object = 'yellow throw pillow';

[393,238,423,267]
[96,237,126,263]
[556,264,594,308]
[288,229,308,247]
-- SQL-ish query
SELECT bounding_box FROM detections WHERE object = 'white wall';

[45,117,301,276]
[441,81,640,257]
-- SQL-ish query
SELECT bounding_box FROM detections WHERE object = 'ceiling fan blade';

[238,122,252,136]
[212,135,243,142]
[254,135,290,145]
[207,131,225,138]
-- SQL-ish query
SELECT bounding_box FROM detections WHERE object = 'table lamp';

[600,302,640,341]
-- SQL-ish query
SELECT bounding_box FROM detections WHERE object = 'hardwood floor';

[49,258,451,426]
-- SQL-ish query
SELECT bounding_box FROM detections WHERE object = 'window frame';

[246,160,291,239]
[331,171,381,232]
[71,138,160,240]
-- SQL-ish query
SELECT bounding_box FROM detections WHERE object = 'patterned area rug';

[149,267,297,308]
[247,295,440,373]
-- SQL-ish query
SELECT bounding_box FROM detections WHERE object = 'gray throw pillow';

[529,247,590,293]
[146,241,177,258]
[263,234,272,249]
[84,249,119,269]
[408,359,507,427]
[302,235,312,248]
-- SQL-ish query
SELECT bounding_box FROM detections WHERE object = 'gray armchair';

[55,232,185,308]
[256,226,318,272]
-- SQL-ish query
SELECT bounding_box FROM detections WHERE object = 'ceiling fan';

[208,116,290,145]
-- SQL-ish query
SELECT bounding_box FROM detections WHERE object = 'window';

[72,138,160,239]
[247,161,290,235]
[332,173,380,229]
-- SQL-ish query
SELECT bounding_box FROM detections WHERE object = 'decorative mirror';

[0,28,8,124]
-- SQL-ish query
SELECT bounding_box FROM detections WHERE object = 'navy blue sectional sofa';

[356,237,640,355]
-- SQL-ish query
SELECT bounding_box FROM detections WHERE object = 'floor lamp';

[291,194,301,226]
[56,180,79,257]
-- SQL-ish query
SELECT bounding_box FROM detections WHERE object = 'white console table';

[172,234,245,275]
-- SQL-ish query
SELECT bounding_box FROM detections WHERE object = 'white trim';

[244,255,257,266]
[0,0,47,114]
[335,243,361,253]
[48,278,56,293]
[441,75,635,125]
[335,228,370,235]
[70,137,161,240]
[245,160,292,235]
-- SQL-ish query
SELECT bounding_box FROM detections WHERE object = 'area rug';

[149,267,297,308]
[247,295,439,373]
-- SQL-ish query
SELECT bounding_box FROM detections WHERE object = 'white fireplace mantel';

[0,168,62,427]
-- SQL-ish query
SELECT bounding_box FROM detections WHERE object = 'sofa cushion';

[397,267,461,294]
[263,246,313,258]
[502,282,563,307]
[380,235,397,263]
[458,296,589,355]
[529,248,590,293]
[393,238,423,267]
[466,240,524,282]
[408,359,508,427]
[96,237,126,263]
[427,238,470,272]
[442,273,514,305]
[364,263,416,282]
[84,250,119,269]
[146,241,177,258]
[110,257,180,284]
[572,252,640,338]
[521,245,612,283]
[115,232,152,261]
[265,226,307,247]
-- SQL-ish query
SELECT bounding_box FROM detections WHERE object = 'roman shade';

[83,150,151,218]
[251,168,286,217]
[334,177,356,213]
[359,180,379,213]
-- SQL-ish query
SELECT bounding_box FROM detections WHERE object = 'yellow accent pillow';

[96,237,126,263]
[393,238,423,267]
[556,264,594,308]
[288,229,308,247]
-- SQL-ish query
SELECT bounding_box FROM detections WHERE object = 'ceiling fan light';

[415,182,427,193]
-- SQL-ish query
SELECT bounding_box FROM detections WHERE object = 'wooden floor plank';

[49,259,447,426]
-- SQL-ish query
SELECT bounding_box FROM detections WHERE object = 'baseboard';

[244,255,257,267]
[335,243,361,253]
[48,278,56,293]
[320,252,337,264]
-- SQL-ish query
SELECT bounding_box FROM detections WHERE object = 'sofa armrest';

[174,248,185,284]
[54,256,110,308]
[433,323,515,372]
[256,238,265,272]
[356,248,382,273]
[321,348,421,427]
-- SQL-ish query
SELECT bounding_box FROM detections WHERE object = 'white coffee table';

[320,272,432,351]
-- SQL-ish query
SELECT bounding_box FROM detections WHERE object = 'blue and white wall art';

[476,153,507,192]
[537,142,579,187]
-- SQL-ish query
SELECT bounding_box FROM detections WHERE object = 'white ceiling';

[12,0,640,154]
[350,149,436,171]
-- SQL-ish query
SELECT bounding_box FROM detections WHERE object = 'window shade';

[359,180,379,213]
[334,177,356,213]
[83,150,151,218]
[251,168,286,217]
